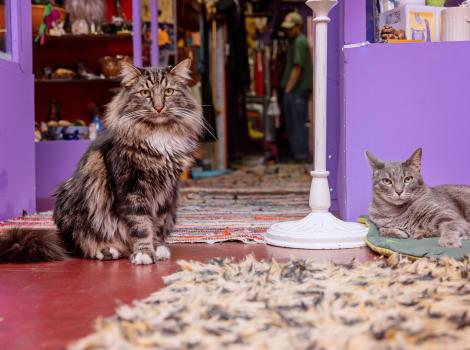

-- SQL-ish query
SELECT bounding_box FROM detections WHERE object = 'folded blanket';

[361,216,470,260]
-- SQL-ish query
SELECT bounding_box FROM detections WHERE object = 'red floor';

[0,243,376,350]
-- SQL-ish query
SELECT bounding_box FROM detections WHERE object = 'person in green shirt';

[280,12,313,161]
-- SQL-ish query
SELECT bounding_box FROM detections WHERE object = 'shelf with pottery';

[373,3,470,44]
[35,77,122,84]
[357,39,470,50]
[33,31,132,124]
[365,41,470,53]
[33,33,132,49]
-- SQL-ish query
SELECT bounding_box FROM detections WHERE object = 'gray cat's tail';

[0,228,68,263]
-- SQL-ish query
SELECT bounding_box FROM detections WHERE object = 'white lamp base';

[266,212,368,249]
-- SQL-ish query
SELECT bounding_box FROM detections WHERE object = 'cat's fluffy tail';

[0,228,68,263]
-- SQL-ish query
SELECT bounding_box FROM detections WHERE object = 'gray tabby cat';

[0,59,203,264]
[366,148,470,248]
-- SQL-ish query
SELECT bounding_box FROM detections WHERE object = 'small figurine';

[35,3,62,44]
[49,20,66,37]
[52,68,76,80]
[87,100,105,139]
[77,61,99,80]
[47,98,62,122]
[71,19,90,35]
[34,123,43,142]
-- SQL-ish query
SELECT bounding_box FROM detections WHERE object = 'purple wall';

[339,41,470,220]
[36,141,91,202]
[0,1,35,220]
[343,0,366,44]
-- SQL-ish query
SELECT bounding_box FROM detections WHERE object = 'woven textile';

[361,217,470,260]
[0,164,312,244]
[181,163,312,193]
[70,255,470,350]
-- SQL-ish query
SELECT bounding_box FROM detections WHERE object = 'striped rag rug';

[0,164,312,244]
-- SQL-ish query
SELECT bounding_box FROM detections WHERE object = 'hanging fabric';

[254,47,264,96]
[199,2,217,141]
[218,0,251,160]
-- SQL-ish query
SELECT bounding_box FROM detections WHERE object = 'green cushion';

[361,216,470,260]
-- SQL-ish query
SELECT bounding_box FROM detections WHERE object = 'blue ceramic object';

[92,115,105,134]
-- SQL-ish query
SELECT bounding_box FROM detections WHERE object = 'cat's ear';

[365,151,385,170]
[170,58,192,82]
[405,148,422,172]
[120,61,142,87]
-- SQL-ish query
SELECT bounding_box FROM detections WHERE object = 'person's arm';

[285,64,301,93]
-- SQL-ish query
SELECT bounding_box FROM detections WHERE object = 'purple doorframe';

[132,0,142,67]
[0,0,34,221]
[133,0,160,67]
[150,0,159,66]
[327,5,340,205]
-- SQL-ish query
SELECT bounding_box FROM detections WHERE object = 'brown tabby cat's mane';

[0,59,203,264]
[366,148,470,248]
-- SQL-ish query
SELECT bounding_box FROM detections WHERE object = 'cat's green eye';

[382,178,392,185]
[164,88,175,96]
[404,176,413,184]
[139,90,150,97]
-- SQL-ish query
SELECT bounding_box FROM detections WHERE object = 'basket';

[441,7,470,41]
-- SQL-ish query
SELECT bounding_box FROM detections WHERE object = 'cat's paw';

[130,251,156,265]
[438,235,462,248]
[96,247,122,260]
[155,245,171,260]
[411,229,428,239]
[380,227,409,238]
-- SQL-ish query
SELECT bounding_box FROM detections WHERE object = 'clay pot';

[98,55,133,78]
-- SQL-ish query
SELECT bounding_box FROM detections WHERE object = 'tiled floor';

[0,243,376,350]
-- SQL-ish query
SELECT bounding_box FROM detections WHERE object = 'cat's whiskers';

[169,107,216,140]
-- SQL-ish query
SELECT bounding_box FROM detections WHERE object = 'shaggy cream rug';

[70,255,470,350]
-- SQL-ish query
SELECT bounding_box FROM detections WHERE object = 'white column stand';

[266,0,368,249]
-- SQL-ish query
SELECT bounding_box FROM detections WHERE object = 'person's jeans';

[283,91,309,161]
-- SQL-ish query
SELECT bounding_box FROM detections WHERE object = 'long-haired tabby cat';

[0,59,203,264]
[366,148,470,248]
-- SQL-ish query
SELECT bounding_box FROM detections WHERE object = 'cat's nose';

[396,189,403,196]
[154,105,164,113]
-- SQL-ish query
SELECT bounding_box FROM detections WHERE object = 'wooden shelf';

[34,32,133,123]
[36,78,121,84]
[368,40,470,48]
[34,34,132,49]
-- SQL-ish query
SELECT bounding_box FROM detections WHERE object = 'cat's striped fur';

[367,148,470,248]
[0,59,203,264]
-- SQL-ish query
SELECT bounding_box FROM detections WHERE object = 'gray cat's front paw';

[438,235,462,248]
[380,227,410,238]
[130,250,156,265]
